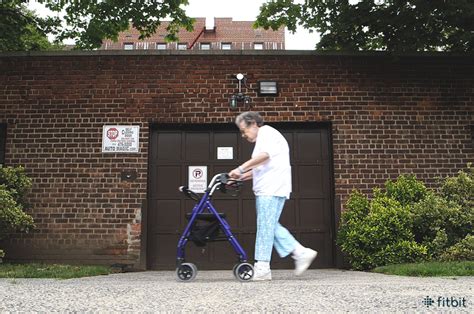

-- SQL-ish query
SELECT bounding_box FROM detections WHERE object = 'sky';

[27,0,320,50]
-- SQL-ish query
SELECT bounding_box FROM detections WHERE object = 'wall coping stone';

[1,50,473,58]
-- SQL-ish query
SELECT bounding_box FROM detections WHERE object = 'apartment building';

[101,17,285,50]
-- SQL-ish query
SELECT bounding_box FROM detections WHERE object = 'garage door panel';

[210,199,239,228]
[242,199,257,230]
[154,166,182,197]
[270,252,293,268]
[155,132,181,161]
[148,234,179,268]
[211,239,243,264]
[299,232,332,268]
[296,132,322,162]
[239,233,256,260]
[239,182,254,197]
[296,165,325,197]
[178,242,209,266]
[281,132,293,153]
[298,199,327,229]
[212,165,234,181]
[184,199,200,225]
[240,141,254,160]
[150,200,181,232]
[279,199,296,228]
[185,132,210,161]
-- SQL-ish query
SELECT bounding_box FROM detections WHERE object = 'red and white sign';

[102,125,140,153]
[106,127,119,140]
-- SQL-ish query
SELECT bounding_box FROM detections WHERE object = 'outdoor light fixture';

[258,81,278,96]
[229,73,251,109]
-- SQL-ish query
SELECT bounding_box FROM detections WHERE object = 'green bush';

[0,166,35,259]
[0,184,34,234]
[435,164,473,260]
[439,163,473,211]
[440,235,474,262]
[411,192,471,258]
[338,167,473,270]
[337,189,427,270]
[0,165,32,208]
[385,174,428,206]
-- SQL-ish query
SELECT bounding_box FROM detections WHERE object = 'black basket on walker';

[186,213,222,247]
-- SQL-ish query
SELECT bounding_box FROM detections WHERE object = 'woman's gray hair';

[235,111,264,127]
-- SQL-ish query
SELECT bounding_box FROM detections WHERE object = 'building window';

[0,123,6,165]
[124,43,134,50]
[156,43,167,50]
[200,43,211,50]
[221,43,232,50]
[136,42,149,49]
[254,43,264,50]
[177,43,188,50]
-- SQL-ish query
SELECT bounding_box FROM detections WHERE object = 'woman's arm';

[229,152,269,179]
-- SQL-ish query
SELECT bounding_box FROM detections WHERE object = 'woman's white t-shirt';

[251,125,292,199]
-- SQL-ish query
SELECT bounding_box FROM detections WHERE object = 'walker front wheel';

[233,263,254,282]
[176,263,198,282]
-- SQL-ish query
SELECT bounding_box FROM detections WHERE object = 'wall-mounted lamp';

[230,94,251,109]
[229,73,251,110]
[258,81,278,96]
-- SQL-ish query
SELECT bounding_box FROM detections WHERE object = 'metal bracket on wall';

[121,170,137,181]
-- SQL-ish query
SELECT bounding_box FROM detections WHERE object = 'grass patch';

[372,261,474,277]
[0,263,113,279]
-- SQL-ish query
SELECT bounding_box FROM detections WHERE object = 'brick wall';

[0,51,472,266]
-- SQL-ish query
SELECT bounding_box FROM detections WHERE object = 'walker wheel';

[176,263,198,282]
[232,263,238,275]
[233,263,254,282]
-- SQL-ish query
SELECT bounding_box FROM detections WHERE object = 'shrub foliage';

[0,166,35,260]
[337,188,426,270]
[338,165,473,270]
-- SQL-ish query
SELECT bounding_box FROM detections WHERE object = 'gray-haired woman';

[229,111,317,281]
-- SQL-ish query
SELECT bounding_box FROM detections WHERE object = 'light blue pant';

[255,195,298,262]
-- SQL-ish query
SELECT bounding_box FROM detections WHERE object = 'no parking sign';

[188,166,207,193]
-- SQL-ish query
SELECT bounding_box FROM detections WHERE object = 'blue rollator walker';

[176,173,254,282]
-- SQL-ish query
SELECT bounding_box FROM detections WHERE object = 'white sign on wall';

[102,125,140,153]
[217,147,233,160]
[188,166,208,193]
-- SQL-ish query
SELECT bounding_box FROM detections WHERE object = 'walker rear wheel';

[233,263,254,282]
[176,263,198,281]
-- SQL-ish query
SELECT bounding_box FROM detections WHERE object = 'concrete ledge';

[1,49,473,58]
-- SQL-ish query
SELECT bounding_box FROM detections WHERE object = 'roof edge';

[0,50,473,58]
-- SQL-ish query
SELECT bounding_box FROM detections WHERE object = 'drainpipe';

[188,27,205,50]
[188,17,216,50]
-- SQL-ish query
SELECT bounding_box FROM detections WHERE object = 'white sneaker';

[294,248,317,276]
[252,263,272,281]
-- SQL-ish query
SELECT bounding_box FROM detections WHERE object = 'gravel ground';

[0,269,472,313]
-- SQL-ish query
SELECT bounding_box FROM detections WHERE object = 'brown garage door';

[147,123,335,270]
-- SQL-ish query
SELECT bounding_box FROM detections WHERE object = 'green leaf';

[255,0,474,52]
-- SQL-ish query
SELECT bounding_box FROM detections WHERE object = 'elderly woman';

[229,111,317,281]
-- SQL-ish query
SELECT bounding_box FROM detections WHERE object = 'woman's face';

[238,121,259,143]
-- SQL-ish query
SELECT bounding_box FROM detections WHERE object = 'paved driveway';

[1,269,472,312]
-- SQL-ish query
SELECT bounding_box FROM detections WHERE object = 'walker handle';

[178,185,200,201]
